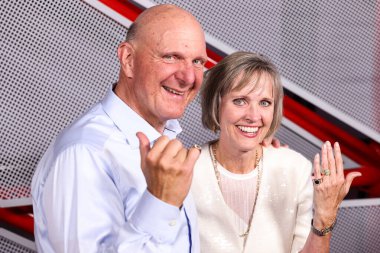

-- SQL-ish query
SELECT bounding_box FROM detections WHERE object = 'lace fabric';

[217,163,258,232]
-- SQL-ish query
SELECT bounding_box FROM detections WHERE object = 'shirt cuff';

[129,190,184,243]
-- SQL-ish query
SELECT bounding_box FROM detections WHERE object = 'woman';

[191,51,361,252]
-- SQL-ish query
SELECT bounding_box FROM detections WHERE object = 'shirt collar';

[101,85,182,148]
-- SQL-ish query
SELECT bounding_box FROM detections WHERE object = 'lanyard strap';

[183,207,192,253]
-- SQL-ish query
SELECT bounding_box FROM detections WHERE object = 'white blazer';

[191,145,313,253]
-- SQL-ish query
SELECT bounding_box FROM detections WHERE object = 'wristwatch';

[311,218,337,236]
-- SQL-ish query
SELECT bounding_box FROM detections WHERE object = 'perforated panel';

[331,203,380,253]
[178,95,218,147]
[276,126,321,162]
[150,0,380,139]
[0,236,35,253]
[0,1,127,201]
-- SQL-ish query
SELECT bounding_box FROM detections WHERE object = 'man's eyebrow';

[195,55,208,63]
[199,56,208,61]
[161,51,208,62]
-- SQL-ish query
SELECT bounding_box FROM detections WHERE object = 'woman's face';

[219,72,274,152]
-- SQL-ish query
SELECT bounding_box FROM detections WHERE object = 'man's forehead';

[139,21,206,54]
[157,33,206,56]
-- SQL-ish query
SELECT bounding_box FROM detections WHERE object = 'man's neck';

[114,81,167,134]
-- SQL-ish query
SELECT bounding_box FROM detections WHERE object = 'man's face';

[127,20,207,129]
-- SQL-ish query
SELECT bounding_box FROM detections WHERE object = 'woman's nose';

[245,104,261,122]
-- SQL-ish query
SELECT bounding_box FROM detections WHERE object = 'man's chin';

[161,109,186,121]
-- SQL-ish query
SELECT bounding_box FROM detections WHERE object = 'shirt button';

[168,220,177,226]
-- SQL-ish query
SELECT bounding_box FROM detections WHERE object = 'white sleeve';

[291,157,313,253]
[35,144,187,253]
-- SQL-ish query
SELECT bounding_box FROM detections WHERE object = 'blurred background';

[0,0,379,252]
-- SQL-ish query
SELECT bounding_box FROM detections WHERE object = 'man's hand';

[261,136,288,148]
[136,132,201,207]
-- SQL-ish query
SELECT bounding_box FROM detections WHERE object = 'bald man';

[32,4,207,252]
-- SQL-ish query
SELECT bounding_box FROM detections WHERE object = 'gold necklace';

[209,141,262,247]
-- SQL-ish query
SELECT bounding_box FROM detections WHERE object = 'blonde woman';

[191,51,361,252]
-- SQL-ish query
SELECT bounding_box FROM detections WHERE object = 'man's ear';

[118,42,134,78]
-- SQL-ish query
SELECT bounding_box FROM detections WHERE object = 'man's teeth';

[238,126,259,133]
[164,86,184,95]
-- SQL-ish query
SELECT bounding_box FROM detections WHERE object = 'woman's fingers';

[313,141,362,226]
[326,141,337,180]
[313,153,321,180]
[334,142,344,178]
[321,142,331,184]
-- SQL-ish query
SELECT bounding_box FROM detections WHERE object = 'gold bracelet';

[311,218,337,236]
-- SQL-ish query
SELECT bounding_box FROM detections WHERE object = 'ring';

[191,144,202,152]
[313,178,323,185]
[322,169,331,176]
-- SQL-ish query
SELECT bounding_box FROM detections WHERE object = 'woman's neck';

[213,140,262,174]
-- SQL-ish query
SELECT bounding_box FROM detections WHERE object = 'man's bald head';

[125,4,203,43]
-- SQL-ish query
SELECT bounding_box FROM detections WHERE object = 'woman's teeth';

[238,126,259,133]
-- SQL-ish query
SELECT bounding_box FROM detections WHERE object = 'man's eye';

[163,55,175,61]
[233,98,246,106]
[193,59,204,65]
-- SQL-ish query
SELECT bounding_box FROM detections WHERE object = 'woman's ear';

[118,42,134,78]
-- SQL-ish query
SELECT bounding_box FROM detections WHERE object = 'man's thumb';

[136,132,150,161]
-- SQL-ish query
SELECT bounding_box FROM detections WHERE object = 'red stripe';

[99,0,142,21]
[206,48,224,63]
[0,207,34,235]
[204,61,215,69]
[345,167,380,197]
[284,96,379,166]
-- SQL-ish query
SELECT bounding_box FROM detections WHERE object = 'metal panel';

[0,229,36,253]
[331,199,380,253]
[0,0,127,202]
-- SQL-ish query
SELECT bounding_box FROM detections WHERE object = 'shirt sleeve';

[291,157,313,253]
[38,144,187,253]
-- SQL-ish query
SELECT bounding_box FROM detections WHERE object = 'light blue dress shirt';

[31,86,199,253]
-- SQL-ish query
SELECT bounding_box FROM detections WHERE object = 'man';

[32,4,207,252]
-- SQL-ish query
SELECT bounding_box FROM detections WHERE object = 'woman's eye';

[233,98,246,106]
[260,100,271,107]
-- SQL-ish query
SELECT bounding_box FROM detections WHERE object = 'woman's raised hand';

[311,141,361,228]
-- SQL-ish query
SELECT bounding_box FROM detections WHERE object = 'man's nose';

[175,62,196,86]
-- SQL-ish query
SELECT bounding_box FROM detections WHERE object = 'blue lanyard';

[184,207,192,253]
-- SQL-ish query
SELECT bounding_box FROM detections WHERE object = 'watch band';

[311,218,337,236]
